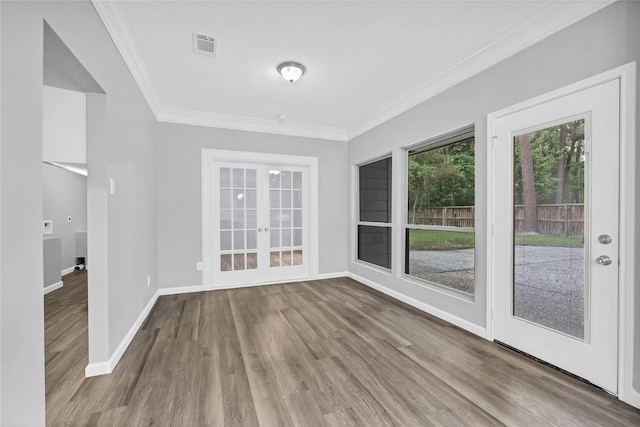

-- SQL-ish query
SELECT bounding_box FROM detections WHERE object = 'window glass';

[406,133,475,294]
[357,157,392,269]
[359,157,392,223]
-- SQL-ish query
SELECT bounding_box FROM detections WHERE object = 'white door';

[210,161,310,287]
[490,79,619,392]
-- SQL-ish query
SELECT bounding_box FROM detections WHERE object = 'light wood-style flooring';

[46,272,640,426]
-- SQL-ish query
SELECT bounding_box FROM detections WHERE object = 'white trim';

[157,285,204,296]
[90,0,162,115]
[201,149,319,290]
[85,289,159,378]
[157,107,347,142]
[349,272,487,338]
[61,266,76,276]
[486,63,637,408]
[317,271,349,280]
[43,281,63,295]
[92,0,613,142]
[347,1,615,140]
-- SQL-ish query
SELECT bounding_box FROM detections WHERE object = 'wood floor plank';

[45,273,640,426]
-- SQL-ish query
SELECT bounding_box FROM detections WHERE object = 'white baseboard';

[61,266,76,276]
[348,272,488,338]
[317,271,349,280]
[623,387,640,409]
[205,272,349,291]
[158,285,204,296]
[85,290,160,378]
[44,281,63,295]
[84,361,111,377]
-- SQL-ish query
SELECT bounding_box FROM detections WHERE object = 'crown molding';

[156,107,349,141]
[91,0,162,115]
[347,0,616,140]
[93,0,615,143]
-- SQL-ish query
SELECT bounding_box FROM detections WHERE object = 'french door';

[490,79,620,392]
[202,151,314,288]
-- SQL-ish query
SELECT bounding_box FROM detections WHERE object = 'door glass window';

[269,170,303,268]
[513,119,586,339]
[220,167,258,271]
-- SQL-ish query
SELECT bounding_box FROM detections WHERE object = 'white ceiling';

[93,1,613,141]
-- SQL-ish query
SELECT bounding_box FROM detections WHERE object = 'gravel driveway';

[408,245,585,337]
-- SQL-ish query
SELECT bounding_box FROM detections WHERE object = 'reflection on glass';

[293,250,303,265]
[270,251,280,267]
[513,119,585,339]
[247,253,257,270]
[221,254,232,271]
[406,229,474,293]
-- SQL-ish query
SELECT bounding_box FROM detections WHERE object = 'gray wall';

[157,123,348,289]
[349,1,640,393]
[42,164,87,271]
[43,237,61,288]
[1,1,158,424]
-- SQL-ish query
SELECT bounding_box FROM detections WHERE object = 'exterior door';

[490,79,619,392]
[209,161,309,287]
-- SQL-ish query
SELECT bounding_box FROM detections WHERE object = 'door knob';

[595,255,612,266]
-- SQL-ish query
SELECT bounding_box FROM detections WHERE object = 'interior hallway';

[45,273,640,426]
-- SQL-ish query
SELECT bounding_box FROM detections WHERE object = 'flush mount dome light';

[277,61,305,83]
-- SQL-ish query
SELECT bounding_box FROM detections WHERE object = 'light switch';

[110,178,115,195]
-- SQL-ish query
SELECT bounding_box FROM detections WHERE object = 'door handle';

[595,255,612,266]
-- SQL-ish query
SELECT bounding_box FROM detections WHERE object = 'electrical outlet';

[196,262,203,271]
[147,275,151,287]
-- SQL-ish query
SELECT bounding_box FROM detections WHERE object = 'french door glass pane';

[513,119,585,339]
[220,167,258,271]
[269,169,303,268]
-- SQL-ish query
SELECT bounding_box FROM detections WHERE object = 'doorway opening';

[42,20,107,420]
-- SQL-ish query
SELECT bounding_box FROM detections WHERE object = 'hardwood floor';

[46,273,640,426]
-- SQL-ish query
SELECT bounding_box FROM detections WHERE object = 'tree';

[518,133,538,232]
[555,124,568,204]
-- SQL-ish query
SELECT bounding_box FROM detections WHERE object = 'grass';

[409,229,582,251]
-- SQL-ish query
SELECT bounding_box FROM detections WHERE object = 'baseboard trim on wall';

[61,266,76,276]
[158,285,204,296]
[317,271,349,280]
[43,281,63,295]
[348,272,488,338]
[85,290,160,378]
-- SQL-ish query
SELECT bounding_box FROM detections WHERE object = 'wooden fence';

[514,204,584,236]
[409,204,584,236]
[408,206,475,228]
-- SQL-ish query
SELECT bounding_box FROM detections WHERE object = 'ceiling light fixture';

[277,61,305,83]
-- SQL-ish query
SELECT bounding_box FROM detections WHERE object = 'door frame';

[201,149,319,290]
[486,63,637,406]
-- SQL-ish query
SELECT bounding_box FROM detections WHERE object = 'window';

[405,131,475,294]
[357,157,392,269]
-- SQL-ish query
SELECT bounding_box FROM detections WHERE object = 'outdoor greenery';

[409,230,474,251]
[408,138,474,215]
[514,119,585,206]
[514,119,585,233]
[409,229,580,251]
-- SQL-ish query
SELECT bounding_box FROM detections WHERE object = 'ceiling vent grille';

[193,32,217,57]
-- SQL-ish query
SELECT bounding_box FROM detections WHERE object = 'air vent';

[193,32,216,57]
